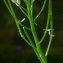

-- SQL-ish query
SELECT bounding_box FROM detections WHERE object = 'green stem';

[27,0,39,46]
[39,13,50,45]
[45,0,53,56]
[31,0,35,16]
[27,0,47,63]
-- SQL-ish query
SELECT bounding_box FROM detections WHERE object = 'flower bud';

[11,0,21,6]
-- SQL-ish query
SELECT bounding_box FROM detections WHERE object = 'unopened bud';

[11,0,21,6]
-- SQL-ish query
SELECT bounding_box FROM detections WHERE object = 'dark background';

[0,0,63,63]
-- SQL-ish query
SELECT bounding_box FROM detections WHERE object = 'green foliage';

[3,0,54,63]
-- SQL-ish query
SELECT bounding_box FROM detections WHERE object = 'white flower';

[47,29,51,35]
[43,29,55,37]
[11,0,21,6]
[20,18,25,22]
[43,29,51,35]
[51,34,55,37]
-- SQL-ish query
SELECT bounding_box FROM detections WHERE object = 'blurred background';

[0,0,63,63]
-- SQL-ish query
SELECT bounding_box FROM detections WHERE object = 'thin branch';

[23,27,35,47]
[45,0,54,57]
[18,5,28,18]
[18,21,31,31]
[34,0,47,21]
[39,12,50,45]
[3,0,13,17]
